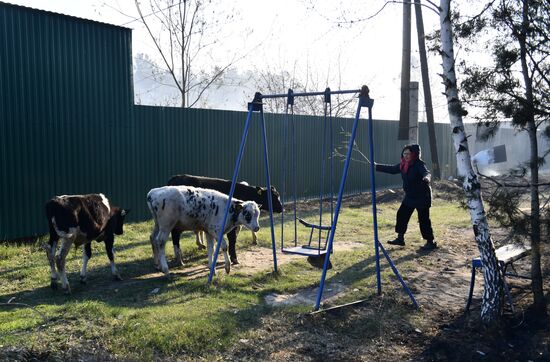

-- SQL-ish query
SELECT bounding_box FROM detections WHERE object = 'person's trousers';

[395,202,434,241]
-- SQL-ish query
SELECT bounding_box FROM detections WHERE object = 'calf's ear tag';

[257,189,262,195]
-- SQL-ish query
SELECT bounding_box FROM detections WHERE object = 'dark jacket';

[375,145,432,208]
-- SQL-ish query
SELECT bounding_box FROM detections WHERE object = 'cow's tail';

[146,194,159,222]
[44,200,75,239]
[147,193,162,245]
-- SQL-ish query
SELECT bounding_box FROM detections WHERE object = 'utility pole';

[409,81,419,143]
[414,0,441,179]
[398,0,412,140]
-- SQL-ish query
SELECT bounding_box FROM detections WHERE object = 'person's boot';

[387,234,405,246]
[420,239,438,251]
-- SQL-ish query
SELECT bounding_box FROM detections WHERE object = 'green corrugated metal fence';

[0,2,457,240]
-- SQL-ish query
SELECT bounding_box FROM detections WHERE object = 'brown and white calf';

[146,185,261,277]
[44,194,129,292]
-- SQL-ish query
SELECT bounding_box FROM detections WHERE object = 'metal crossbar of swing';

[207,86,418,311]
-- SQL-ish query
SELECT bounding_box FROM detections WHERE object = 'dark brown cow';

[44,193,129,293]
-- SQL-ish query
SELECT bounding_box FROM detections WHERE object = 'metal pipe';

[259,107,278,272]
[208,103,253,283]
[314,93,365,311]
[367,103,382,295]
[378,243,419,308]
[261,88,361,99]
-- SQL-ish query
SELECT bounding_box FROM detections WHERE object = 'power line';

[102,1,183,27]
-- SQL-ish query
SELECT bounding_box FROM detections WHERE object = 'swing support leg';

[259,107,278,273]
[314,87,418,311]
[366,94,417,308]
[314,92,367,311]
[208,102,254,283]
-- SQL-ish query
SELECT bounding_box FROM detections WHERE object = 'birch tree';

[457,0,549,316]
[438,0,504,325]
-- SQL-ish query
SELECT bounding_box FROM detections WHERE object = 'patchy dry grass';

[1,182,548,361]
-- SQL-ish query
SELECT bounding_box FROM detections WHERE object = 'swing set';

[208,85,418,311]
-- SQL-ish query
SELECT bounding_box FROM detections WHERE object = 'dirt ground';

[210,178,550,361]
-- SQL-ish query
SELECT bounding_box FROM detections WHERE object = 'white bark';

[439,0,504,325]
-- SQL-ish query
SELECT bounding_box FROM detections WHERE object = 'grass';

[0,198,472,360]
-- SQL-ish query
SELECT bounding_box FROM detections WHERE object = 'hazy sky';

[4,0,449,121]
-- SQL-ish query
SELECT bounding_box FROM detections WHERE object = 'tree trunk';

[439,0,504,325]
[398,0,412,140]
[414,0,441,179]
[526,124,546,314]
[519,0,546,315]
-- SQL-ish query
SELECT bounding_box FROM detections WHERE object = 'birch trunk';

[439,0,504,325]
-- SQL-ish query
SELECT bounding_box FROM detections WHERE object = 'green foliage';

[455,1,549,129]
[486,187,529,235]
[493,45,518,71]
[455,15,487,40]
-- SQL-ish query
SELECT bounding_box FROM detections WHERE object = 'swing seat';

[281,218,332,256]
[282,244,328,256]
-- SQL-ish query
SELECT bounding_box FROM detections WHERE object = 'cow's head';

[255,186,283,213]
[235,201,261,232]
[110,208,130,235]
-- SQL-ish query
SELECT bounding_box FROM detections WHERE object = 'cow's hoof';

[197,244,206,250]
[113,274,123,281]
[174,256,184,267]
[80,276,87,284]
[50,278,58,290]
[161,266,170,276]
[231,258,239,265]
[62,286,71,295]
[225,264,231,274]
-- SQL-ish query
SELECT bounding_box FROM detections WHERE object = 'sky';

[3,0,450,122]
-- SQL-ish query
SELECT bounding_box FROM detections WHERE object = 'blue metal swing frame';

[207,86,418,311]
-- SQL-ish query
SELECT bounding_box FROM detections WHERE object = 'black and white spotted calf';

[147,185,261,277]
[166,174,283,265]
[44,194,129,292]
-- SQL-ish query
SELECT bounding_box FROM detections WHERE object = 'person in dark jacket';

[375,144,437,250]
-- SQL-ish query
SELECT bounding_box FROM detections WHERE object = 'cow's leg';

[45,232,59,290]
[172,229,184,267]
[195,231,206,250]
[150,222,160,270]
[55,237,74,293]
[251,231,258,245]
[105,236,122,281]
[205,234,215,275]
[227,227,239,265]
[80,242,92,284]
[154,229,171,277]
[221,237,231,274]
[207,231,231,274]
